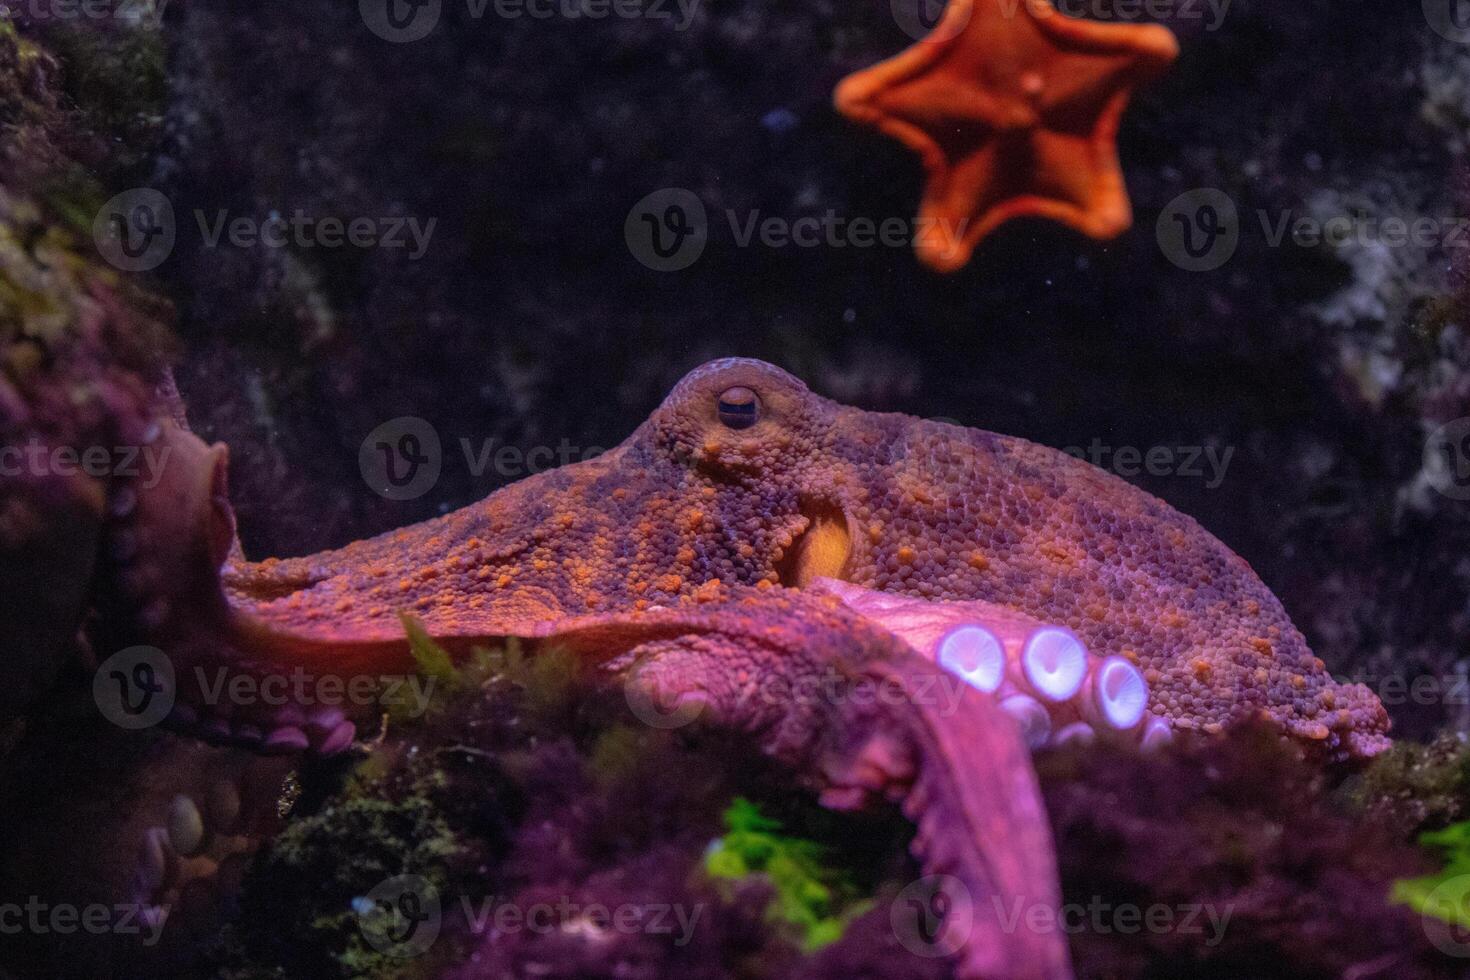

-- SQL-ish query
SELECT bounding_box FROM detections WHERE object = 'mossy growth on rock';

[34,13,166,178]
[1035,724,1465,980]
[0,19,173,390]
[208,633,924,979]
[228,796,463,979]
[1342,733,1470,838]
[207,630,1470,979]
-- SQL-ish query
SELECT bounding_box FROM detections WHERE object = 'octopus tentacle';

[589,592,1073,980]
[811,578,1167,753]
[125,756,292,940]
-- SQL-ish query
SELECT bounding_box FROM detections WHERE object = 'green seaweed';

[1392,820,1470,930]
[704,796,873,950]
[400,614,463,691]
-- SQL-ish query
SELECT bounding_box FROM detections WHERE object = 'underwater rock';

[1037,726,1460,980]
[0,16,173,717]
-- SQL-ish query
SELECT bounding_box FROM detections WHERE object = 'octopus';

[27,357,1391,979]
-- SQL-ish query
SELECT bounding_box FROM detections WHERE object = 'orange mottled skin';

[96,357,1393,980]
[227,358,1387,758]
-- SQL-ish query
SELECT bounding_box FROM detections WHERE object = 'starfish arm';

[913,142,1007,271]
[834,0,977,111]
[1028,4,1179,66]
[1011,124,1132,238]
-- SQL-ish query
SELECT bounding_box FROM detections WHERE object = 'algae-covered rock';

[1036,726,1459,980]
[206,644,923,979]
[0,15,172,717]
[1345,733,1470,838]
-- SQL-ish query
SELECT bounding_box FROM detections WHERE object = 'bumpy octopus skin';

[220,357,1388,758]
[99,582,1080,979]
[87,357,1395,980]
[507,587,1073,980]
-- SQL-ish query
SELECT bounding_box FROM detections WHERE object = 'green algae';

[1392,821,1470,931]
[704,796,873,951]
[400,613,463,699]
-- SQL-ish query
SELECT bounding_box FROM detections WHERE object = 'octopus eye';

[716,386,761,429]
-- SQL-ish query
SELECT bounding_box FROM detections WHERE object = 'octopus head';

[645,358,833,474]
[634,358,858,588]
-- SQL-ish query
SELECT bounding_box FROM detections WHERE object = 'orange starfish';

[834,0,1178,271]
